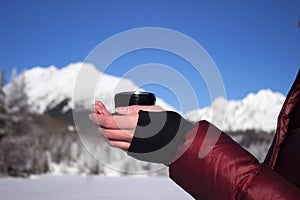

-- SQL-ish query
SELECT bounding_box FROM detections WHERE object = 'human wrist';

[128,110,194,165]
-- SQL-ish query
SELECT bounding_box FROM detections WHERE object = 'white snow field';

[0,175,193,200]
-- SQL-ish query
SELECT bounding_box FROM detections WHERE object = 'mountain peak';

[4,63,286,132]
[5,62,174,114]
[185,89,285,132]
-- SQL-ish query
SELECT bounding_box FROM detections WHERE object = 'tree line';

[0,69,274,177]
[0,69,167,177]
[0,69,40,177]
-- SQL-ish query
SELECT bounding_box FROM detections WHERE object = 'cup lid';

[114,91,156,107]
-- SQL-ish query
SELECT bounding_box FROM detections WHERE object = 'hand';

[88,101,164,151]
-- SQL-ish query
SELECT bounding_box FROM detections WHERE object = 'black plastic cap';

[114,91,156,107]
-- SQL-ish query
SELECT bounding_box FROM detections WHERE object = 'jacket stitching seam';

[236,165,263,199]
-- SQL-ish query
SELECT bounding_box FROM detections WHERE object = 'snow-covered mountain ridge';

[5,62,174,114]
[186,89,285,132]
[5,62,286,132]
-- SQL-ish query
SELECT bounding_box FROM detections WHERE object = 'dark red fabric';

[265,70,300,168]
[275,128,300,188]
[169,121,300,199]
[170,121,259,199]
[266,70,300,187]
[239,165,300,200]
[169,70,300,199]
[289,99,300,130]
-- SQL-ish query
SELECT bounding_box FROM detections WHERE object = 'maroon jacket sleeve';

[169,120,300,199]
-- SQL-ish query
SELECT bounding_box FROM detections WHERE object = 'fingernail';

[116,107,127,113]
[95,101,103,105]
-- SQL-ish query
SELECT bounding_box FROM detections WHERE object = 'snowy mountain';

[5,62,286,132]
[5,62,175,114]
[1,63,288,176]
[185,89,285,132]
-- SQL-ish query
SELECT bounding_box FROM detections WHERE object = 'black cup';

[114,91,156,108]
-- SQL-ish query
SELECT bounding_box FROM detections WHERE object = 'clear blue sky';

[0,0,299,110]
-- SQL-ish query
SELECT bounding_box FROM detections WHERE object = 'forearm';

[122,109,300,199]
[169,121,300,199]
[240,164,300,199]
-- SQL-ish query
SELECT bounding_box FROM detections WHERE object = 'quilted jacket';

[169,71,300,199]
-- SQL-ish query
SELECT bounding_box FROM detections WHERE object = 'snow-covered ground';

[0,175,193,200]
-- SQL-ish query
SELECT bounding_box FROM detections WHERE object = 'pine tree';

[0,69,6,138]
[5,69,31,135]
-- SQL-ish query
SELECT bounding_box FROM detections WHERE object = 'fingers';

[115,105,165,115]
[98,128,133,142]
[93,100,165,115]
[99,130,131,151]
[90,101,164,152]
[108,140,130,151]
[89,113,137,130]
[94,101,110,115]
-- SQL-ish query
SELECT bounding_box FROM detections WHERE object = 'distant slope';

[185,89,285,132]
[4,62,286,132]
[4,62,175,114]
